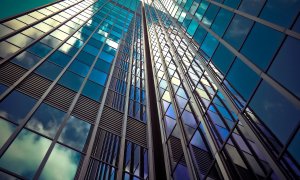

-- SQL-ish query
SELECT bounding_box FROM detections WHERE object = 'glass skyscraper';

[0,0,299,179]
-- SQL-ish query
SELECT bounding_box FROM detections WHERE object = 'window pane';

[28,42,52,58]
[0,118,16,148]
[226,58,260,100]
[48,50,71,67]
[7,33,33,48]
[35,61,62,80]
[95,59,111,73]
[11,51,41,69]
[99,51,114,63]
[68,60,90,77]
[288,130,300,165]
[0,129,51,179]
[89,69,107,86]
[268,37,300,98]
[40,144,81,180]
[0,41,19,59]
[82,80,104,101]
[26,103,66,138]
[211,44,235,74]
[59,116,91,151]
[240,23,284,70]
[249,81,300,144]
[59,71,84,91]
[0,90,36,123]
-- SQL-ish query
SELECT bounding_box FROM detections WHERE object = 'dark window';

[0,90,36,123]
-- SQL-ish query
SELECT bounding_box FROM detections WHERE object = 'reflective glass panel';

[0,118,16,148]
[59,116,91,151]
[26,103,66,138]
[11,51,41,69]
[0,90,36,123]
[0,129,51,179]
[40,144,81,180]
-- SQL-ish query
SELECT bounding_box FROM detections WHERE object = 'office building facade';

[0,0,299,179]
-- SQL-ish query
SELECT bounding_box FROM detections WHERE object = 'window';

[59,116,91,151]
[193,26,207,45]
[0,90,36,123]
[249,81,300,144]
[77,50,95,66]
[226,58,260,100]
[82,80,104,101]
[223,15,253,49]
[288,130,300,164]
[89,69,107,86]
[68,60,90,77]
[211,44,235,74]
[59,43,79,56]
[28,42,52,58]
[35,61,62,80]
[40,35,62,48]
[0,129,51,179]
[200,33,218,58]
[0,41,19,59]
[40,143,81,180]
[26,103,66,138]
[268,37,300,98]
[95,59,111,73]
[211,9,233,36]
[259,0,300,28]
[11,51,41,69]
[0,118,16,148]
[59,70,84,91]
[99,51,114,63]
[6,33,33,48]
[48,51,71,67]
[187,19,198,36]
[240,23,284,70]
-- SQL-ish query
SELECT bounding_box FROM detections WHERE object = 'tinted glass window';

[249,81,300,144]
[211,44,235,74]
[0,90,36,123]
[11,51,41,69]
[35,61,62,80]
[0,129,51,179]
[226,58,260,100]
[89,69,107,86]
[288,130,300,165]
[48,50,71,67]
[223,15,253,49]
[26,103,66,138]
[95,59,111,73]
[59,116,91,151]
[259,0,300,28]
[40,144,81,180]
[99,51,114,63]
[200,33,218,58]
[28,42,52,58]
[268,37,300,98]
[82,80,104,101]
[240,23,284,70]
[68,60,90,77]
[0,118,16,148]
[59,71,84,91]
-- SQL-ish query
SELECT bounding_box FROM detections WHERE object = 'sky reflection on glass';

[26,103,66,138]
[0,129,51,179]
[40,143,81,180]
[58,116,91,151]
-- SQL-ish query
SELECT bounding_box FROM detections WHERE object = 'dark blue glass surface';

[28,42,52,58]
[58,71,84,91]
[35,61,62,80]
[211,44,235,74]
[95,59,111,73]
[226,58,260,100]
[48,51,72,67]
[82,80,104,101]
[268,37,300,98]
[249,81,300,144]
[89,69,107,86]
[68,60,90,77]
[0,90,36,123]
[99,51,114,63]
[240,23,284,70]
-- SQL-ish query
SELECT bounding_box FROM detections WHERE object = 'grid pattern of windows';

[145,0,300,179]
